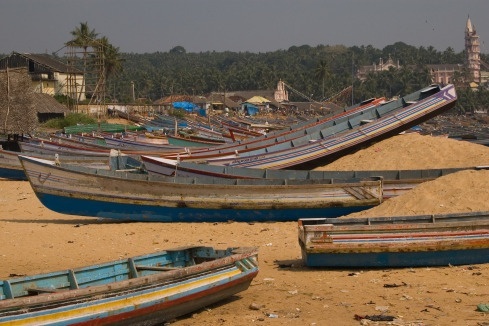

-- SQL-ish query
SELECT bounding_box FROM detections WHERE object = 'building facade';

[357,17,485,86]
[465,17,481,83]
[0,52,85,101]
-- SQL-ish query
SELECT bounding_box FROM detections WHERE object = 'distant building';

[426,64,464,85]
[465,16,481,83]
[0,52,85,100]
[356,17,487,86]
[356,56,400,81]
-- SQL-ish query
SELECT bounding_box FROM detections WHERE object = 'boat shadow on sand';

[1,218,131,225]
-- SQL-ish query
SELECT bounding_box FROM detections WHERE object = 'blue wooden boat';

[18,155,383,222]
[0,246,258,325]
[299,211,489,268]
[203,84,458,169]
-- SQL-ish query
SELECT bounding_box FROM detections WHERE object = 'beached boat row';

[159,84,457,169]
[4,83,488,324]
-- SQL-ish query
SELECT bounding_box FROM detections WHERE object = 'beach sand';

[2,133,489,325]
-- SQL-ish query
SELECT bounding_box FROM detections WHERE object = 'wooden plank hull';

[141,155,484,200]
[162,97,387,161]
[19,155,383,222]
[0,148,137,181]
[0,246,258,325]
[299,212,489,267]
[166,134,225,148]
[206,84,458,169]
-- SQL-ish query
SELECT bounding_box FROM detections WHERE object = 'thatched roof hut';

[0,67,38,135]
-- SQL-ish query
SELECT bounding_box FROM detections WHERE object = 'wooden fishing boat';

[0,147,30,180]
[0,148,142,180]
[63,122,144,134]
[19,138,118,157]
[204,84,458,169]
[161,97,386,161]
[299,211,489,268]
[0,246,258,325]
[141,155,485,199]
[166,134,227,148]
[101,134,186,152]
[18,137,185,157]
[18,155,383,222]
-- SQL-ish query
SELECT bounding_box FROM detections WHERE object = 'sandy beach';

[2,133,489,325]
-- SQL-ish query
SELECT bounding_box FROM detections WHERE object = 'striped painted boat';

[0,246,258,325]
[140,155,487,200]
[299,211,489,267]
[204,84,458,169]
[161,97,387,161]
[18,155,383,222]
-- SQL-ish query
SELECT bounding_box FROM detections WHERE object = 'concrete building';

[0,52,85,101]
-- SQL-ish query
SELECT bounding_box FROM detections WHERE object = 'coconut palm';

[66,22,99,102]
[315,59,329,99]
[91,36,124,102]
[96,36,124,80]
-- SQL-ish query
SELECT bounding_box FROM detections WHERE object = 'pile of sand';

[314,133,489,217]
[315,132,489,170]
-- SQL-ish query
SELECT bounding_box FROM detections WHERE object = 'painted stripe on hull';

[35,193,374,222]
[2,268,257,325]
[303,248,489,268]
[224,87,456,169]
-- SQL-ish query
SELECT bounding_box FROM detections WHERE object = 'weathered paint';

[299,212,489,267]
[0,247,259,325]
[19,155,383,222]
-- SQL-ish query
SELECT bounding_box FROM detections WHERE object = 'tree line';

[105,42,488,113]
[4,22,489,114]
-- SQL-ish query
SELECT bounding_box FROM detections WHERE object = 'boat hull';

[302,248,489,268]
[299,212,489,267]
[0,247,259,325]
[206,84,458,169]
[20,155,382,222]
[34,192,374,222]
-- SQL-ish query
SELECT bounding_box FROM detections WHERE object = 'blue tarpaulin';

[244,104,259,116]
[197,108,207,117]
[173,101,196,112]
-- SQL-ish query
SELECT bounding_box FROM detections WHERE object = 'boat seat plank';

[27,287,65,294]
[135,265,181,271]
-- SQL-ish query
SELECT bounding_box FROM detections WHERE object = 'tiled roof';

[14,52,82,74]
[33,93,69,114]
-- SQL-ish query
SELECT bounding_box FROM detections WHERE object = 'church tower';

[465,16,481,82]
[274,79,289,102]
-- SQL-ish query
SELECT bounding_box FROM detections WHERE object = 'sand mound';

[314,133,489,170]
[313,133,489,217]
[346,169,489,217]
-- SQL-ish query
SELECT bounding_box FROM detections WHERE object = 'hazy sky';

[1,0,488,55]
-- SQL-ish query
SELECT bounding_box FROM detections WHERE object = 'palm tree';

[66,22,99,102]
[96,36,124,80]
[315,59,329,99]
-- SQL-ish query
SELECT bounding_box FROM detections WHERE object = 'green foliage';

[95,42,486,112]
[42,113,96,129]
[53,94,72,105]
[455,87,489,114]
